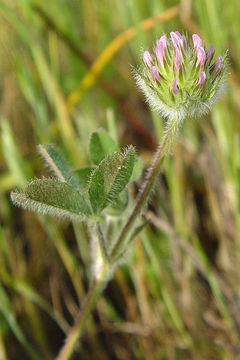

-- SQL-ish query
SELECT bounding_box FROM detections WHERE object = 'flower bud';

[192,34,203,49]
[207,45,215,62]
[170,31,183,49]
[158,35,167,50]
[150,66,160,82]
[196,46,206,68]
[143,51,153,67]
[135,32,228,121]
[155,41,165,65]
[214,56,222,75]
[172,79,178,94]
[174,48,182,71]
[198,72,206,88]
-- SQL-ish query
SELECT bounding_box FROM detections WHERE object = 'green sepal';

[89,146,136,214]
[89,129,118,165]
[11,178,91,220]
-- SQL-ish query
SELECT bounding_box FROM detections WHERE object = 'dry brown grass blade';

[67,6,180,110]
[179,0,203,35]
[146,211,240,335]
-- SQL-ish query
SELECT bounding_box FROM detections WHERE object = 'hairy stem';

[56,271,106,360]
[97,222,110,262]
[110,119,179,259]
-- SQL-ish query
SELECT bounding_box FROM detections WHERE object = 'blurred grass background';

[0,0,240,359]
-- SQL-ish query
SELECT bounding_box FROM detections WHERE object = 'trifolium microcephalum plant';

[10,32,229,360]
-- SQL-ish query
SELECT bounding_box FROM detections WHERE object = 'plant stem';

[97,222,110,262]
[110,119,178,259]
[56,272,106,360]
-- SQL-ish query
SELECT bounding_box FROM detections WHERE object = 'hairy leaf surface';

[89,146,135,214]
[38,144,78,188]
[11,178,91,220]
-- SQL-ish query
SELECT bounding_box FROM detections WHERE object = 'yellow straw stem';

[67,6,179,110]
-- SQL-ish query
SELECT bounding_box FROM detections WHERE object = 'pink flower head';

[196,46,206,68]
[172,79,178,94]
[174,48,182,71]
[170,31,183,49]
[207,45,215,62]
[150,66,160,82]
[198,72,206,88]
[155,41,165,64]
[136,32,227,119]
[192,34,203,49]
[143,51,153,67]
[213,56,222,75]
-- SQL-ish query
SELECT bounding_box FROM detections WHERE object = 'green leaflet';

[72,167,94,190]
[105,189,129,216]
[38,144,79,188]
[11,178,91,220]
[89,130,118,165]
[132,158,143,181]
[89,146,136,214]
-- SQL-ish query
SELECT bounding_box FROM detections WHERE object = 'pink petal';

[174,48,182,71]
[175,31,183,41]
[213,56,222,75]
[158,35,167,49]
[170,31,183,49]
[155,41,165,64]
[172,79,178,94]
[207,45,214,62]
[192,34,203,49]
[150,66,160,81]
[198,72,206,88]
[196,46,206,68]
[143,51,153,67]
[170,32,178,48]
